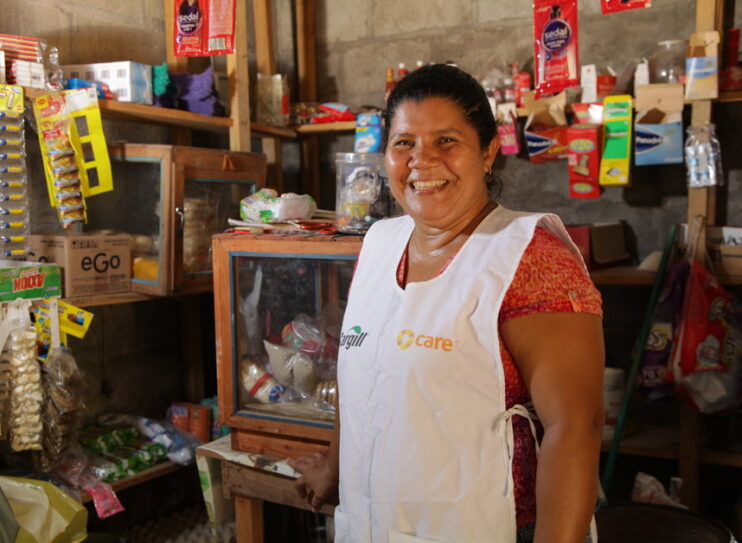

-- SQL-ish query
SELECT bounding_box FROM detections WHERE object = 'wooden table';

[197,436,334,543]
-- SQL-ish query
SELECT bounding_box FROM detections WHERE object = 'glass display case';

[212,232,362,457]
[86,144,266,295]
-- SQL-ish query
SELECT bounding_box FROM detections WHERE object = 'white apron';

[335,205,585,543]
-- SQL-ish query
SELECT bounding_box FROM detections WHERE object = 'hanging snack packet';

[533,0,579,98]
[601,0,651,14]
[174,0,236,57]
[0,86,29,258]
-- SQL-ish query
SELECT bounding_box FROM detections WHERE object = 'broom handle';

[601,223,679,493]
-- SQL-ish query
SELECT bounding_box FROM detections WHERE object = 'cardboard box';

[565,221,630,270]
[680,224,742,278]
[599,95,633,186]
[0,261,61,301]
[61,61,152,104]
[634,84,684,166]
[567,123,602,199]
[523,91,569,163]
[29,233,131,297]
[685,32,720,100]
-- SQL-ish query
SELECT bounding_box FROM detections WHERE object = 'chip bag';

[671,261,742,413]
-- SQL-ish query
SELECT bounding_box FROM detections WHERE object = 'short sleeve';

[500,226,603,322]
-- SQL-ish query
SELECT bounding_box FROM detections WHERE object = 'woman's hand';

[287,452,339,511]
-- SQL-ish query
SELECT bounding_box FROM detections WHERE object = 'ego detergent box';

[634,84,684,166]
[29,233,131,297]
[0,261,61,301]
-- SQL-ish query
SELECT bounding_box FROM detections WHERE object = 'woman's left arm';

[502,311,604,543]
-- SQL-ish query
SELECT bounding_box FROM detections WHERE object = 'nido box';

[212,233,362,457]
[29,233,131,297]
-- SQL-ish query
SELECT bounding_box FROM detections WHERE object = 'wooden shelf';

[64,291,159,307]
[80,461,182,503]
[251,121,297,139]
[717,90,742,103]
[700,445,742,468]
[590,266,655,285]
[601,425,679,460]
[98,100,231,134]
[294,121,356,134]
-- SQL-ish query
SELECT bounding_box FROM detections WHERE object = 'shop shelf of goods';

[601,424,679,460]
[63,292,159,308]
[80,461,181,503]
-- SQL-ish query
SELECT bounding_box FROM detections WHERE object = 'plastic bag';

[0,476,87,543]
[38,347,84,473]
[98,413,201,465]
[52,445,125,520]
[671,261,742,413]
[638,261,688,400]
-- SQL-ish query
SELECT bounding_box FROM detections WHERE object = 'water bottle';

[684,123,723,188]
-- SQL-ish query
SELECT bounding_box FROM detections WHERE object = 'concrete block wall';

[2,0,742,420]
[313,0,742,262]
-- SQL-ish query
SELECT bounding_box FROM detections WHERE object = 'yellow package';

[599,95,633,187]
[32,89,113,228]
[32,298,93,340]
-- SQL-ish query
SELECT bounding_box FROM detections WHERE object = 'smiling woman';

[289,64,605,543]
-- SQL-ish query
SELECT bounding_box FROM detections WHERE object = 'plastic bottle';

[397,62,409,80]
[415,60,424,70]
[684,123,723,188]
[384,67,395,102]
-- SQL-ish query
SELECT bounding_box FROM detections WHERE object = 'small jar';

[648,40,687,84]
[335,152,400,233]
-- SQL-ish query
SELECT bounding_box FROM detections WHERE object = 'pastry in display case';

[86,144,266,295]
[212,233,362,457]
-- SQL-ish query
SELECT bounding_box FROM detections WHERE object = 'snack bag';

[174,0,236,57]
[601,0,651,14]
[533,0,579,97]
[672,261,742,413]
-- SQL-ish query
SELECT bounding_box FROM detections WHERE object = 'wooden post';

[295,0,317,103]
[234,495,264,543]
[228,0,251,152]
[253,0,276,76]
[295,0,321,201]
[676,0,723,511]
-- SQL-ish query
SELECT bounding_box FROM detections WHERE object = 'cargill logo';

[339,325,368,350]
[397,329,454,352]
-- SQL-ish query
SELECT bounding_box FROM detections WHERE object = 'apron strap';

[497,403,540,497]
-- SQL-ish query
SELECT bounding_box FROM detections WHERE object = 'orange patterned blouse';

[397,226,603,528]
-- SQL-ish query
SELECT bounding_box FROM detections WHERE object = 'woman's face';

[385,96,498,230]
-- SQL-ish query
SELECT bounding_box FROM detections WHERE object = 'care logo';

[396,329,454,353]
[339,325,369,350]
[397,329,415,350]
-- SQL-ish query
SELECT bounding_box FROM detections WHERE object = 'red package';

[672,262,742,413]
[174,0,236,57]
[533,0,579,98]
[601,0,651,14]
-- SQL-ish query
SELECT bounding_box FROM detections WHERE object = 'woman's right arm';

[287,393,340,511]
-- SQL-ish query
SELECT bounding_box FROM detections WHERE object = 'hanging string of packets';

[32,88,114,229]
[0,85,29,259]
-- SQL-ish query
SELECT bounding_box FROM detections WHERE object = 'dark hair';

[382,64,501,195]
[382,64,497,153]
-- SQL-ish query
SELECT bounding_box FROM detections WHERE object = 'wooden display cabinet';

[86,144,266,295]
[212,233,362,458]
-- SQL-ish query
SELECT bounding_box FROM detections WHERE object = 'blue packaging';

[634,122,683,165]
[354,113,382,153]
[634,83,684,166]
